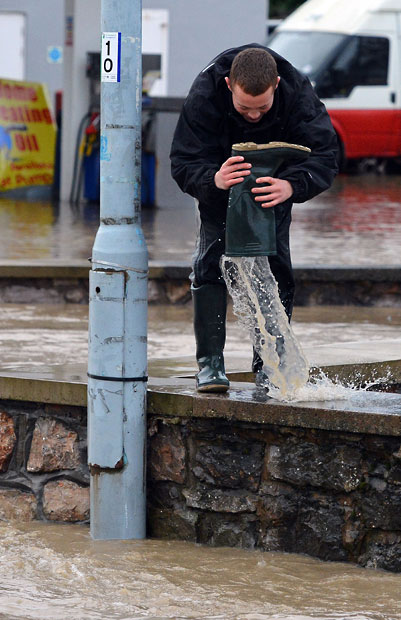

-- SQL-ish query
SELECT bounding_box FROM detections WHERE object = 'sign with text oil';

[0,78,56,191]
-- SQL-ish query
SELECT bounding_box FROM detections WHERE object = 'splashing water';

[221,255,389,403]
[289,367,392,403]
[221,255,310,400]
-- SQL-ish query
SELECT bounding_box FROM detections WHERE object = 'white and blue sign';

[47,46,63,64]
[101,32,121,83]
[100,136,111,161]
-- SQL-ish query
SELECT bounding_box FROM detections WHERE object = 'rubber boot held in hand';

[192,283,229,393]
[225,141,311,257]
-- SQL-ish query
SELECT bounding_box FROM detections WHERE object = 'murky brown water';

[0,304,400,374]
[1,521,401,620]
[0,173,400,265]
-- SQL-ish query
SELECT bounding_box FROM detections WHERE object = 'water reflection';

[0,199,55,258]
[0,198,97,260]
[0,521,400,620]
[0,173,399,265]
[291,174,401,266]
[322,175,401,233]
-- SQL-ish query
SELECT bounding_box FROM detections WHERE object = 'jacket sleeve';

[278,77,339,203]
[170,78,229,207]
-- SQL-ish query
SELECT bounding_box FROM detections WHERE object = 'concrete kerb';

[0,368,400,437]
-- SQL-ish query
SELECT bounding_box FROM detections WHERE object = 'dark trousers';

[191,201,295,319]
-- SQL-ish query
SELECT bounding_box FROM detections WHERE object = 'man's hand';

[214,156,251,190]
[251,177,293,208]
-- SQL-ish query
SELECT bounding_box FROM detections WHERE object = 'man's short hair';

[229,48,278,96]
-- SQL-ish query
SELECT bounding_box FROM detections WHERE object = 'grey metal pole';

[87,0,147,540]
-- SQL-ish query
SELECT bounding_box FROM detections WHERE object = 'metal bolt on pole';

[87,0,147,540]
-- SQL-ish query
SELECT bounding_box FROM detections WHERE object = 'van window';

[318,36,389,98]
[269,31,390,100]
[268,31,346,79]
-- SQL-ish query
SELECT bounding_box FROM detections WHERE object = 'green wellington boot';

[192,283,230,393]
[225,141,310,257]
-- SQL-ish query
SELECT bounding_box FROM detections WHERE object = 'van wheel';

[335,134,346,171]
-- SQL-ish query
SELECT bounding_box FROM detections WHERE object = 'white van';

[268,0,401,168]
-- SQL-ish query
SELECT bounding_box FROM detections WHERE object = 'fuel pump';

[70,51,157,206]
[70,52,100,204]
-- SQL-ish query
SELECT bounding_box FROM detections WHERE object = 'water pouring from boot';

[219,141,311,401]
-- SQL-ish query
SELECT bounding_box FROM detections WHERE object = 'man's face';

[225,77,279,124]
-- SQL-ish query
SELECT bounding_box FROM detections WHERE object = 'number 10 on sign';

[101,32,121,82]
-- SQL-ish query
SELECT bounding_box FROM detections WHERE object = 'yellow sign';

[0,78,56,191]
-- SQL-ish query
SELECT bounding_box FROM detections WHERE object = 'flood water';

[0,303,400,374]
[0,173,401,617]
[0,173,400,265]
[1,521,401,620]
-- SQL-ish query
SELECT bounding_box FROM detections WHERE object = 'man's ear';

[275,76,281,89]
[225,77,232,92]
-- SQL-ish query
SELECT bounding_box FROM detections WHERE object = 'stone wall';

[148,413,401,573]
[0,265,400,306]
[0,276,192,305]
[1,397,401,572]
[294,267,401,307]
[0,277,89,304]
[0,402,89,522]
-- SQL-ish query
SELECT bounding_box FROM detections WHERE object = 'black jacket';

[170,43,338,223]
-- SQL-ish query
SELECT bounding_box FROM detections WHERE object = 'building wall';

[143,0,267,96]
[0,0,64,108]
[0,0,267,102]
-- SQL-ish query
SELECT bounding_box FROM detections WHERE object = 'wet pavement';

[0,172,400,266]
[290,173,401,266]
